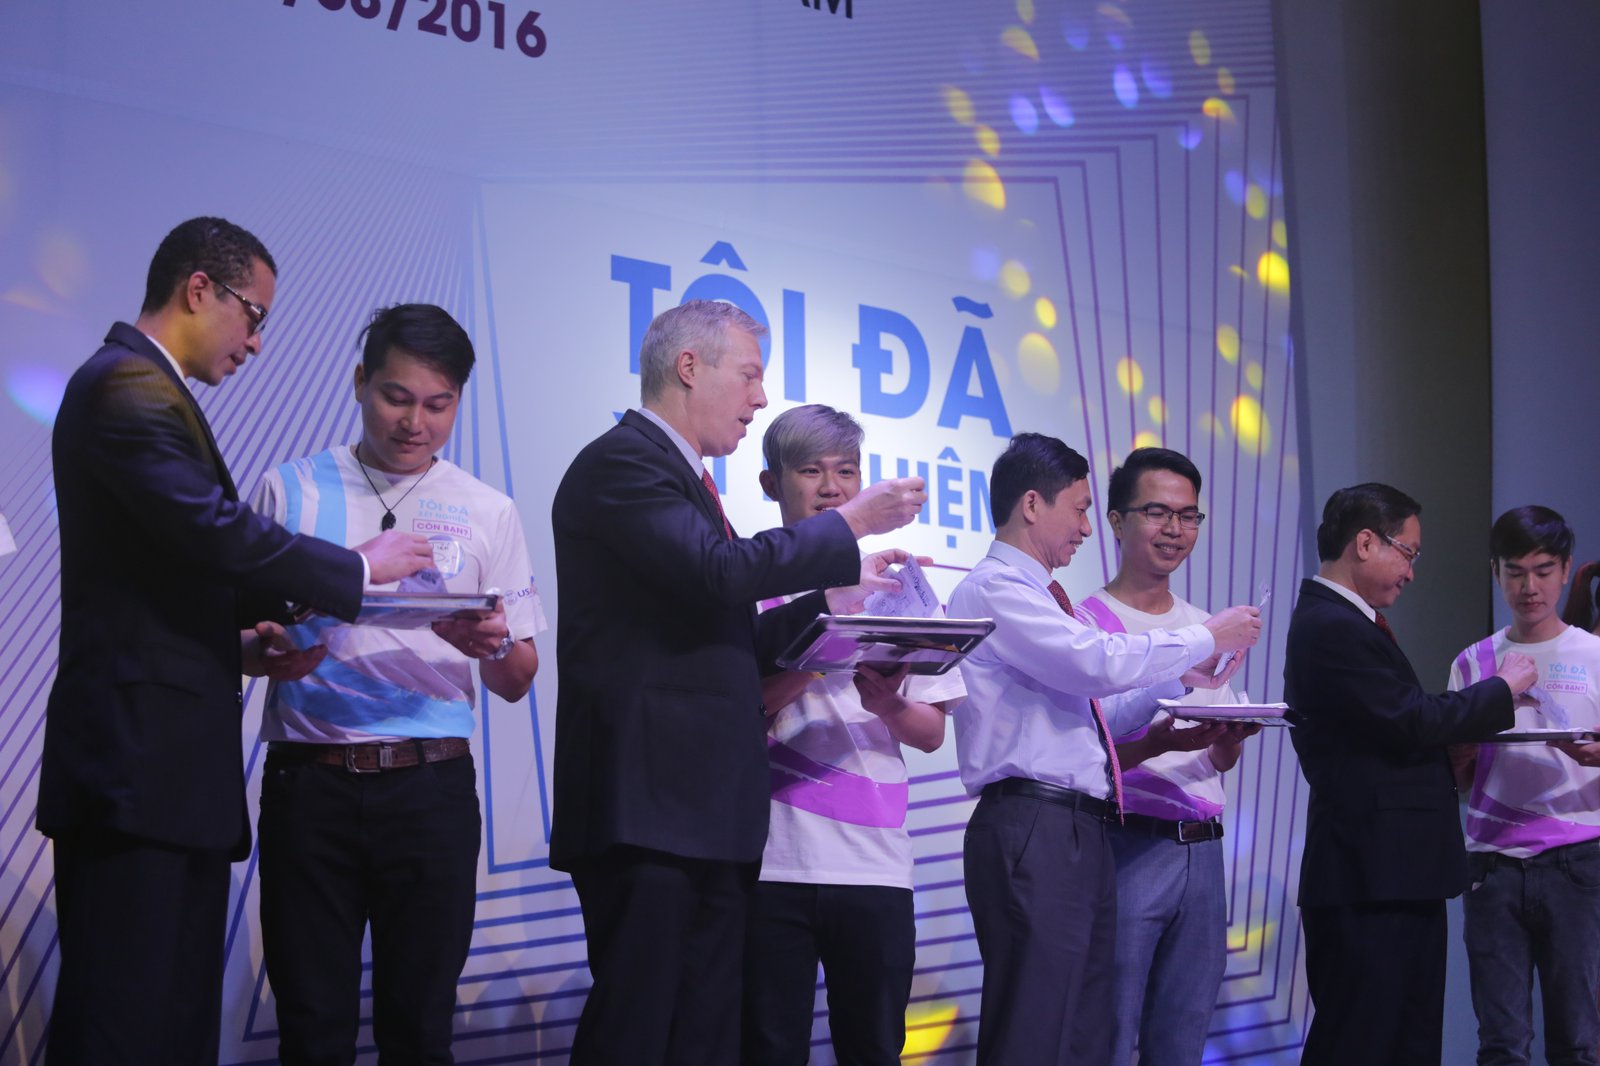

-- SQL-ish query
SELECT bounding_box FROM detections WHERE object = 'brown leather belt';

[266,737,470,774]
[1119,811,1224,844]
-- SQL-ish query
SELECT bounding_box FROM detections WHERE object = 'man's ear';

[759,469,780,502]
[352,362,367,399]
[674,348,697,389]
[1107,508,1124,543]
[182,271,209,313]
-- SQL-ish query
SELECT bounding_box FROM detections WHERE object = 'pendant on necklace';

[381,511,396,531]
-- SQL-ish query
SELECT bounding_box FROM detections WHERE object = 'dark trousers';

[569,846,756,1066]
[46,827,232,1066]
[258,753,482,1066]
[962,791,1117,1066]
[1300,899,1448,1066]
[741,880,916,1066]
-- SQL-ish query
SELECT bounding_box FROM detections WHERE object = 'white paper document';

[861,557,940,619]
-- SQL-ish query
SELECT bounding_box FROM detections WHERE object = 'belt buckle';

[343,745,391,774]
[1176,819,1210,844]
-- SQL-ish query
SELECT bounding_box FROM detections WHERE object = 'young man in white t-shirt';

[742,404,963,1066]
[1072,447,1255,1066]
[241,304,546,1065]
[1448,506,1600,1065]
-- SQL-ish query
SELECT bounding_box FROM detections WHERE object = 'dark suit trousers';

[569,846,756,1066]
[1300,900,1448,1066]
[962,791,1117,1066]
[46,828,231,1066]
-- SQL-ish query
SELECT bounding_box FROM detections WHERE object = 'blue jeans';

[1107,830,1225,1066]
[1464,840,1600,1066]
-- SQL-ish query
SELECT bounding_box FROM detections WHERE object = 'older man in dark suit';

[1286,483,1538,1066]
[39,217,432,1066]
[551,299,927,1065]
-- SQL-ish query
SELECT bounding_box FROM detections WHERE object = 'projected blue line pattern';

[0,1,1301,1063]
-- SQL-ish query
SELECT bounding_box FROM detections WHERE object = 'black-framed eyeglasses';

[210,276,268,336]
[1381,532,1421,566]
[1121,503,1206,529]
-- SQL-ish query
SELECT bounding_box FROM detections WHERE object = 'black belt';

[266,737,470,774]
[1119,811,1224,844]
[982,777,1118,821]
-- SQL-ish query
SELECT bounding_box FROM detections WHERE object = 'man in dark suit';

[551,299,927,1065]
[38,217,433,1065]
[1285,483,1538,1065]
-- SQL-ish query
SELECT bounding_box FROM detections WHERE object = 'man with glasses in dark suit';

[39,217,431,1065]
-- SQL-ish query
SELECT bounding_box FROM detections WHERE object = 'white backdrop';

[0,1,1304,1060]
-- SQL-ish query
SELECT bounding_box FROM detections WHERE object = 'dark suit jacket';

[549,410,861,869]
[39,323,364,857]
[1285,578,1513,906]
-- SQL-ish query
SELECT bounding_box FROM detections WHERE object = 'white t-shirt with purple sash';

[1075,590,1232,822]
[1450,625,1600,859]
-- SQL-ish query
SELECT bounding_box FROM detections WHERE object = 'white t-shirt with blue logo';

[250,445,546,743]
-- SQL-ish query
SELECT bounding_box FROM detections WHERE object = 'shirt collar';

[986,539,1054,588]
[1311,574,1376,622]
[636,407,704,477]
[142,332,195,397]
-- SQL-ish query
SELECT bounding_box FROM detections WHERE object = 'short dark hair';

[1489,505,1574,564]
[360,304,476,388]
[1106,447,1203,513]
[1564,561,1600,630]
[141,217,276,313]
[1315,483,1421,562]
[989,432,1090,527]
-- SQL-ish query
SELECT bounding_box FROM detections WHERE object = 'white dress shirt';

[947,540,1216,798]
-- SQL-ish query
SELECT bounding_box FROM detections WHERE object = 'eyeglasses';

[210,276,268,336]
[1381,532,1422,566]
[1121,503,1206,529]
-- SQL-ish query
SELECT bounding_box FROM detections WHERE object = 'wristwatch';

[486,635,516,661]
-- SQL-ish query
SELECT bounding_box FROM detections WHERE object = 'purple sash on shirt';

[767,736,909,828]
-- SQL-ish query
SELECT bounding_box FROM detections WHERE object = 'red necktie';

[701,469,732,540]
[1375,611,1397,644]
[1046,580,1123,813]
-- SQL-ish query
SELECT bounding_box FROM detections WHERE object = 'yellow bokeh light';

[1148,396,1167,424]
[1134,430,1162,450]
[1229,264,1249,279]
[963,160,1006,210]
[1272,218,1288,249]
[1217,67,1235,94]
[1000,259,1031,297]
[1198,411,1224,439]
[1016,0,1035,23]
[1245,184,1267,220]
[1245,360,1264,390]
[976,124,1001,157]
[1216,324,1240,364]
[1189,29,1212,66]
[903,1003,962,1058]
[1034,296,1057,329]
[1201,97,1235,122]
[1115,356,1144,395]
[942,86,975,126]
[1256,250,1290,294]
[38,231,90,300]
[1230,393,1271,454]
[1018,332,1060,395]
[1001,26,1039,60]
[1097,3,1131,26]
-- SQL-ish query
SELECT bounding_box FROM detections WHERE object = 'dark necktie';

[701,469,732,541]
[1375,610,1397,644]
[1046,580,1123,813]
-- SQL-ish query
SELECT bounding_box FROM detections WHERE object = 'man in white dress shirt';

[947,433,1261,1066]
